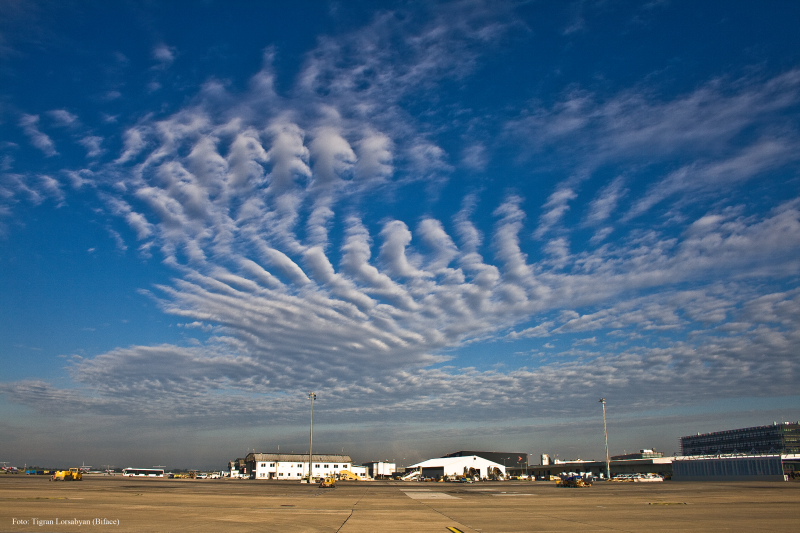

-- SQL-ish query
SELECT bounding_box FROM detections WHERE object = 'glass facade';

[673,456,785,480]
[681,422,800,456]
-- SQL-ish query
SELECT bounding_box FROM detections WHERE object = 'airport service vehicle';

[337,470,360,480]
[557,473,592,488]
[319,475,336,488]
[51,468,82,481]
[611,474,639,482]
[633,473,664,482]
[612,473,664,482]
[122,468,165,477]
[401,470,420,481]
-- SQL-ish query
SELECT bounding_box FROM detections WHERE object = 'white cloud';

[227,127,269,189]
[115,126,148,164]
[461,143,488,171]
[378,220,426,278]
[354,131,393,183]
[407,142,450,178]
[19,114,57,156]
[152,43,176,68]
[536,187,577,238]
[256,245,312,286]
[417,218,459,273]
[309,126,356,188]
[48,109,78,127]
[629,137,800,219]
[264,121,311,192]
[508,69,800,224]
[2,2,799,444]
[586,176,627,226]
[79,136,104,158]
[64,169,94,189]
[37,175,64,205]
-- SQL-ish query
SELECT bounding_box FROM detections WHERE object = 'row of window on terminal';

[259,463,347,469]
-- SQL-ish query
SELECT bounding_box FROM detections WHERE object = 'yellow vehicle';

[557,474,592,488]
[337,470,359,481]
[51,468,83,481]
[318,475,336,488]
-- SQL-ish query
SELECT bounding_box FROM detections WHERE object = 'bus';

[122,468,165,477]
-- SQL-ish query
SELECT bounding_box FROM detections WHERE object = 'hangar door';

[421,467,444,480]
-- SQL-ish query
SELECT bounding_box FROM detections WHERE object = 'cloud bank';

[0,1,798,447]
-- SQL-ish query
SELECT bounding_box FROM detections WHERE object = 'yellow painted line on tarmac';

[446,527,464,533]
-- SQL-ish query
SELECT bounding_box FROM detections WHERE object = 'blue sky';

[1,0,799,470]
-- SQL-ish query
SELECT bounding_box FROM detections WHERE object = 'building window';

[297,464,302,467]
[334,465,338,468]
[324,464,330,469]
[315,464,320,468]
[260,463,266,468]
[270,463,275,467]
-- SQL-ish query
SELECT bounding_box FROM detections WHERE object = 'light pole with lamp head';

[599,398,610,480]
[307,392,316,483]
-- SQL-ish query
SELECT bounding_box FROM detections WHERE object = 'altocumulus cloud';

[1,1,799,432]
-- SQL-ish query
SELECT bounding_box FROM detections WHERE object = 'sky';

[1,0,799,471]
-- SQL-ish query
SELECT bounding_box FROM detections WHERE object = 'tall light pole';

[308,392,316,483]
[599,398,610,480]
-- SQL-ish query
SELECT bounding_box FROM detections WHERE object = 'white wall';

[254,460,352,480]
[410,455,505,479]
[365,461,396,478]
[349,465,369,479]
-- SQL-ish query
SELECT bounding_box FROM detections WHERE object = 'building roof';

[445,450,528,463]
[681,421,800,440]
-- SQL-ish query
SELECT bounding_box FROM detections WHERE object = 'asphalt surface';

[1,475,798,532]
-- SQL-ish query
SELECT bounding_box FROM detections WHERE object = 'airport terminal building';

[526,455,675,480]
[672,454,800,481]
[680,422,800,456]
[674,422,800,481]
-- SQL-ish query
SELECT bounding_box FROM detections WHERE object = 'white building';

[407,455,506,480]
[245,453,353,480]
[363,461,396,479]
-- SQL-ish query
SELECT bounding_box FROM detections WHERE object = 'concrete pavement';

[1,475,798,532]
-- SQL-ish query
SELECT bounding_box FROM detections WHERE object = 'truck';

[51,468,83,481]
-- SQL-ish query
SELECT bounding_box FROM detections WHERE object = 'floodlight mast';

[307,392,316,483]
[599,398,610,480]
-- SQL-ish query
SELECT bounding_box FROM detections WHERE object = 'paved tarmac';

[1,475,798,532]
